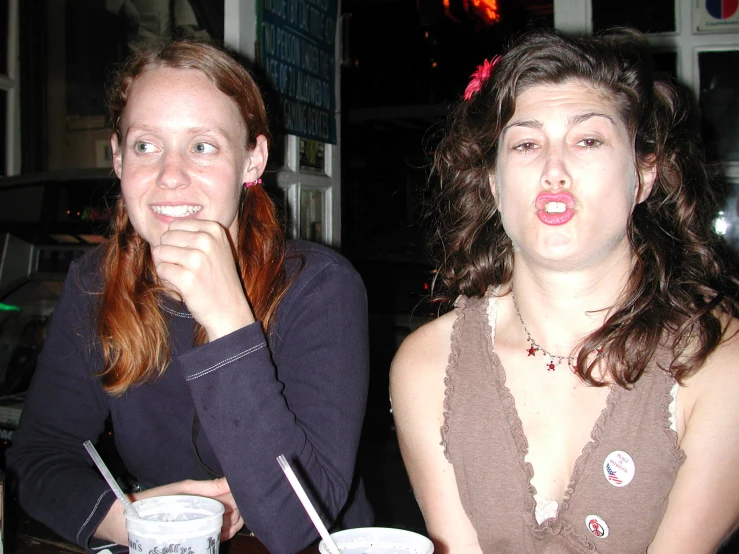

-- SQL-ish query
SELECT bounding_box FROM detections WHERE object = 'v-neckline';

[482,289,620,529]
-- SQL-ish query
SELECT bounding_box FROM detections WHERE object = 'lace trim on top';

[668,382,679,434]
[486,292,498,346]
[533,494,559,525]
[472,289,548,537]
[441,288,500,459]
[440,294,468,460]
[662,377,687,465]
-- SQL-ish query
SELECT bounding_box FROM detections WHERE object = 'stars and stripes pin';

[603,450,635,488]
[586,514,609,538]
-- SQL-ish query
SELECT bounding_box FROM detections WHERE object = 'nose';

[541,148,571,189]
[157,149,190,190]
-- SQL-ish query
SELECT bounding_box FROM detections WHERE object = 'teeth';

[545,202,566,214]
[152,205,202,217]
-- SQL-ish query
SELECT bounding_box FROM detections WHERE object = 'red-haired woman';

[8,39,372,554]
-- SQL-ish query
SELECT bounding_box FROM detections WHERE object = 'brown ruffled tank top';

[441,289,686,553]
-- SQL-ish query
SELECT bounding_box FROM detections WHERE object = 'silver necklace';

[512,294,577,371]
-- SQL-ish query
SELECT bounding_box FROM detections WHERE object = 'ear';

[243,135,269,184]
[636,155,657,204]
[111,134,123,179]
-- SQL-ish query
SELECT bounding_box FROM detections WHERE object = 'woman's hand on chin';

[151,219,255,340]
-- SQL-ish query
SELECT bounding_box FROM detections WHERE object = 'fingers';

[137,478,231,499]
[158,223,227,251]
[131,479,243,543]
[149,220,253,339]
[152,228,226,271]
[151,220,230,271]
[152,253,197,294]
[207,479,243,541]
[149,221,238,302]
[221,506,244,541]
[185,477,232,497]
[164,218,224,234]
[211,476,231,493]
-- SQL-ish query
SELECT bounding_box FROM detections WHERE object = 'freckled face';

[493,80,654,271]
[111,67,251,247]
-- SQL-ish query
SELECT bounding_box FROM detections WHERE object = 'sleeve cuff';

[76,489,119,552]
[175,322,268,382]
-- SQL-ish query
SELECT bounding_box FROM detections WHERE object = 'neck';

[508,252,633,358]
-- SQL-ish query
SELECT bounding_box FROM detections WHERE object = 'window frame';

[1,0,18,176]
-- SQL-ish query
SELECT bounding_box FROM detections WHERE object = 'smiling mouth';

[544,202,567,214]
[152,205,203,217]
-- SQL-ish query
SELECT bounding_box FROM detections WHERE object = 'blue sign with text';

[258,0,338,144]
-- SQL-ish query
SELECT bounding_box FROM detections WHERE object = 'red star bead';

[527,347,537,356]
[547,362,556,371]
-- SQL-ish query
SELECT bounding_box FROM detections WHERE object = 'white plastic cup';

[124,495,224,554]
[319,527,434,554]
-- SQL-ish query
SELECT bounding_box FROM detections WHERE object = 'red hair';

[98,39,287,395]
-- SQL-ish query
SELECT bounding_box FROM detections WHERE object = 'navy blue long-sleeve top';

[7,240,373,553]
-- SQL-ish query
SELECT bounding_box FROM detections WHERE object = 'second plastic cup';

[318,527,434,554]
[124,494,224,554]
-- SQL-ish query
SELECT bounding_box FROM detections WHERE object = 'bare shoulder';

[680,317,739,425]
[684,317,739,388]
[391,311,457,384]
[650,317,739,552]
[390,310,457,419]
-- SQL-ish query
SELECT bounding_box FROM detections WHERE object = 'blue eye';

[134,142,156,154]
[194,142,216,154]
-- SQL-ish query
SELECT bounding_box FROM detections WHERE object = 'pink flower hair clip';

[463,55,501,101]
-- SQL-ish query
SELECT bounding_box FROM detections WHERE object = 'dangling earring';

[244,178,262,188]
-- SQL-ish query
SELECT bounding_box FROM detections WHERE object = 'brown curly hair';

[429,27,739,387]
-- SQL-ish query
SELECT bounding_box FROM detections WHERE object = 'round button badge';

[585,514,609,538]
[603,450,635,487]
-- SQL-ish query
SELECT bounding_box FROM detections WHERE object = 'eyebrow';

[125,124,159,136]
[124,124,231,138]
[186,126,231,137]
[503,119,542,133]
[502,111,617,135]
[568,111,616,126]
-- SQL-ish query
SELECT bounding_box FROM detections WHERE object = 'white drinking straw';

[83,440,139,518]
[276,454,341,554]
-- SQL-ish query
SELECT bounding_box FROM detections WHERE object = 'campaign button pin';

[586,514,609,538]
[603,450,635,487]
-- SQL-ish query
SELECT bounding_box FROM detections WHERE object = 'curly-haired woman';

[391,28,739,554]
